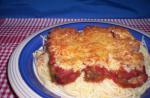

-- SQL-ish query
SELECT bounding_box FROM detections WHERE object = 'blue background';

[0,0,150,18]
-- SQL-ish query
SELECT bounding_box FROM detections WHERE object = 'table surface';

[0,18,150,98]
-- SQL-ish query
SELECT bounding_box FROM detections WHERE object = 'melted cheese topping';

[47,26,143,71]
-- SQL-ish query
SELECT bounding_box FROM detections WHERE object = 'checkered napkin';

[0,18,150,98]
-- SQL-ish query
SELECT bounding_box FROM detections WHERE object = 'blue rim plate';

[8,21,150,98]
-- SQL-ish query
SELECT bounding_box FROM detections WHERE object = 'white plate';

[8,21,150,98]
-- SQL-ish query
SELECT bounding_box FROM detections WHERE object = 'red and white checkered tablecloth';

[0,18,150,98]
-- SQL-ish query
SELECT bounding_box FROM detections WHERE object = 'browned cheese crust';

[47,26,143,71]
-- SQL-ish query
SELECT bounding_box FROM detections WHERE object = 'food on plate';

[34,26,150,98]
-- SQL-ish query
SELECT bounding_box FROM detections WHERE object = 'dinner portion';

[35,26,150,98]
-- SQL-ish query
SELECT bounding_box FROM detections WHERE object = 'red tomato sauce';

[49,51,148,88]
[83,66,148,88]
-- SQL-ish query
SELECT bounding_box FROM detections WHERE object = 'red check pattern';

[0,18,150,98]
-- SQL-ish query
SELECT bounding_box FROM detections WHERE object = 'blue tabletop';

[0,0,150,18]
